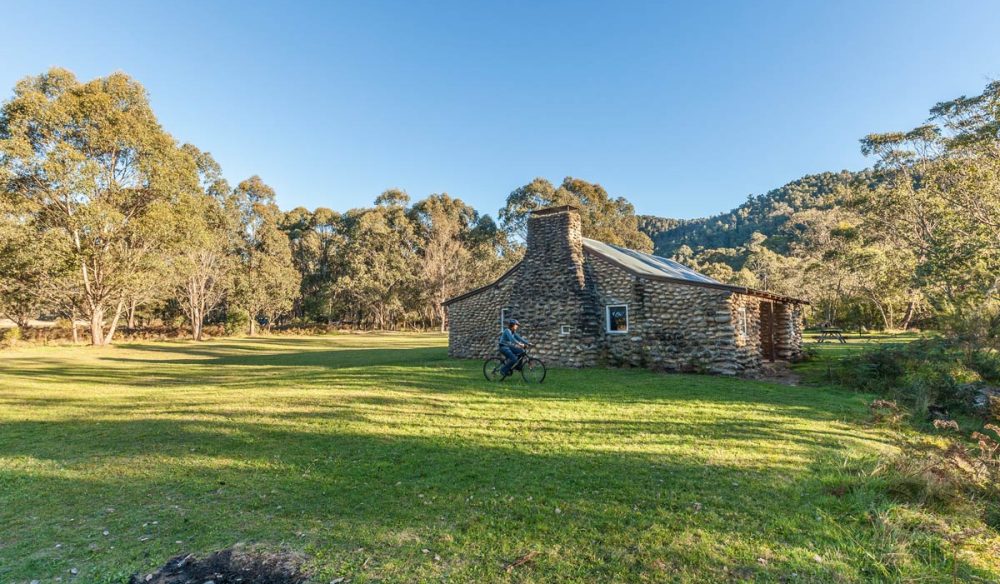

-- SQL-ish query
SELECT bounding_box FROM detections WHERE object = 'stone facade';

[774,302,805,361]
[445,206,806,374]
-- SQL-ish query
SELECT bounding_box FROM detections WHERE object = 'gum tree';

[0,68,198,345]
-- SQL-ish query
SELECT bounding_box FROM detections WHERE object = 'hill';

[639,170,860,261]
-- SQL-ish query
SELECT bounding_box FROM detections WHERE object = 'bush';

[0,327,21,348]
[224,310,251,336]
[841,339,996,416]
[836,343,909,393]
[901,360,981,415]
[967,350,1000,383]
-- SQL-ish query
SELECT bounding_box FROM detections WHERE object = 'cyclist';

[498,318,530,377]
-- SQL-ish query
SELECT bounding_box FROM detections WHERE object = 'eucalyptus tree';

[333,199,420,329]
[499,177,653,252]
[280,206,345,322]
[860,80,1000,340]
[172,146,234,340]
[0,68,199,345]
[229,176,299,335]
[409,194,479,330]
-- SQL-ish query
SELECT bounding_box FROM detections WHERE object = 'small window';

[500,307,510,331]
[738,307,748,338]
[560,325,572,336]
[606,304,628,333]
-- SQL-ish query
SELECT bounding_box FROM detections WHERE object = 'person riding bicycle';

[498,318,530,376]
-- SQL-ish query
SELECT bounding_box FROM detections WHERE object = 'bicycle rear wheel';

[483,357,506,381]
[520,358,546,383]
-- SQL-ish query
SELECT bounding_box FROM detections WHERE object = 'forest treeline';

[0,69,652,345]
[1,68,998,347]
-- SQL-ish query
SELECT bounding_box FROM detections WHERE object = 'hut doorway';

[760,301,776,362]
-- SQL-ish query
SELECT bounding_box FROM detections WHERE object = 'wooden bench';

[816,328,847,344]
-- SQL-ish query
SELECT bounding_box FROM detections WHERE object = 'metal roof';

[582,238,722,285]
[443,235,809,306]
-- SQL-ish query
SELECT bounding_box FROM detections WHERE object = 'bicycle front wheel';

[483,357,506,382]
[520,358,546,383]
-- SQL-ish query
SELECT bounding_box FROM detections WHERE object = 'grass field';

[1,333,997,582]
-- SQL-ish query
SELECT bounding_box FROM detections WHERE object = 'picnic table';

[816,328,847,344]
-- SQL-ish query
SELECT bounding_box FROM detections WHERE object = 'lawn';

[1,333,997,583]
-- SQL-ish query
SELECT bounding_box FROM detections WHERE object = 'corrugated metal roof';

[582,238,722,285]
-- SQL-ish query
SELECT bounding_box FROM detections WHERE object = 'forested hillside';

[639,171,859,259]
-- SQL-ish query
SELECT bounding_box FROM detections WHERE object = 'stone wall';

[446,266,519,359]
[774,301,805,361]
[729,293,763,372]
[585,251,762,375]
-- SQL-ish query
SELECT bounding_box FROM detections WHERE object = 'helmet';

[508,318,520,326]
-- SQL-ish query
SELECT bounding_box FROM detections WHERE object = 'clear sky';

[3,1,1000,219]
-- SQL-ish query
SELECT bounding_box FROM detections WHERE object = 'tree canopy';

[500,177,654,252]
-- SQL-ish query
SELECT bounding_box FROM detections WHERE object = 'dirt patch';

[130,545,311,584]
[744,361,801,386]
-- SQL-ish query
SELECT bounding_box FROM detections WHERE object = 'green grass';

[1,333,997,582]
[793,331,923,387]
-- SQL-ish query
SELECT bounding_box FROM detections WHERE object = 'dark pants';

[499,345,524,375]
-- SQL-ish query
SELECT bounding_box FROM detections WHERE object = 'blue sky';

[3,1,999,219]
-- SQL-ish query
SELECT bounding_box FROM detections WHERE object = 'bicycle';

[483,345,546,383]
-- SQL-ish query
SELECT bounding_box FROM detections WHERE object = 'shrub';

[841,339,997,416]
[967,350,1000,383]
[0,327,21,348]
[900,360,981,416]
[224,310,251,336]
[836,343,909,393]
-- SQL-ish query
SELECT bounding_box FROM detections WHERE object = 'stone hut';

[444,205,806,375]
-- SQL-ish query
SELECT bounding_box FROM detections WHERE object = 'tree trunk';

[102,297,126,346]
[190,300,203,341]
[872,299,890,331]
[901,300,916,331]
[89,306,105,346]
[127,298,138,329]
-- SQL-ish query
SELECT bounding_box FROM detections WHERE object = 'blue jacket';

[499,327,528,349]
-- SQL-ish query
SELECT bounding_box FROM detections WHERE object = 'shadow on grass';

[3,338,982,581]
[0,414,990,582]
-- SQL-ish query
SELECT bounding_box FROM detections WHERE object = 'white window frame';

[560,325,572,336]
[738,306,748,339]
[500,307,509,331]
[605,304,629,334]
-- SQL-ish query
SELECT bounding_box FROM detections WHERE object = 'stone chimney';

[510,205,599,367]
[525,205,586,286]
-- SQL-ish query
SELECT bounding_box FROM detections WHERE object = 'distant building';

[444,205,806,374]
